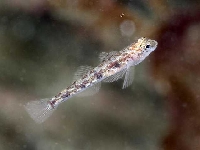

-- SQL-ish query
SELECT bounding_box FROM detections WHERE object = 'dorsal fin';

[73,66,101,97]
[73,66,93,81]
[99,51,119,62]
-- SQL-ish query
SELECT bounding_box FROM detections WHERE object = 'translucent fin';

[74,65,101,97]
[24,98,56,124]
[76,82,101,97]
[103,69,126,82]
[122,66,135,89]
[73,66,93,81]
[99,51,119,62]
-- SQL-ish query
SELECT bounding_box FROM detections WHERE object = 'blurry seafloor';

[0,0,200,150]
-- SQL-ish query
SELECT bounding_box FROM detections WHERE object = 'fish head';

[136,37,158,58]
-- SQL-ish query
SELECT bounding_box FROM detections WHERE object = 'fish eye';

[146,45,150,49]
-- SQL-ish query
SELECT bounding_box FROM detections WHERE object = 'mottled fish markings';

[25,37,158,123]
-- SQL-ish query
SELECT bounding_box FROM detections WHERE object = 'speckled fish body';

[25,37,158,123]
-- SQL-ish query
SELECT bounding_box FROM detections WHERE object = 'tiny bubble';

[20,77,24,81]
[68,138,71,142]
[120,20,135,37]
[113,106,116,109]
[182,103,188,108]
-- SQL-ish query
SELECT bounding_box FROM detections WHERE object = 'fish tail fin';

[24,98,56,124]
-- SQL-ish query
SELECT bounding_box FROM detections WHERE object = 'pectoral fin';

[122,66,135,89]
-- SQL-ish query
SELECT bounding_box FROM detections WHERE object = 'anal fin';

[76,82,101,97]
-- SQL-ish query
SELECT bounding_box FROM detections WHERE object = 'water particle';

[120,13,125,17]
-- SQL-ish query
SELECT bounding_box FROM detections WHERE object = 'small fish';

[25,37,158,123]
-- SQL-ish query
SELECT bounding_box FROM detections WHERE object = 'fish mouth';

[151,40,158,49]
